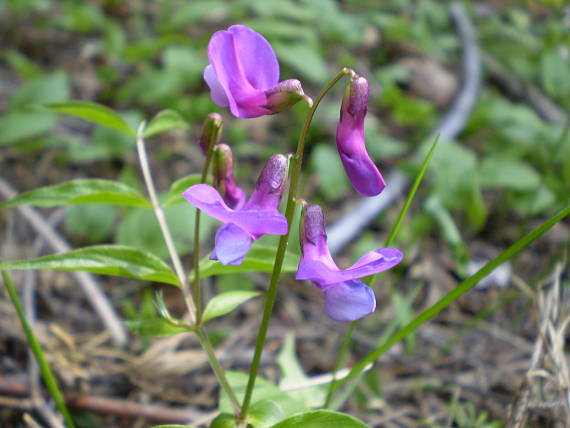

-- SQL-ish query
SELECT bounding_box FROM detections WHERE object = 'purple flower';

[213,144,246,210]
[296,204,402,322]
[204,25,309,118]
[336,75,386,197]
[183,154,289,265]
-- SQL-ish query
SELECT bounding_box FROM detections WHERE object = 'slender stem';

[323,321,355,408]
[324,134,440,407]
[137,123,240,412]
[192,128,220,324]
[239,68,353,419]
[2,270,75,428]
[197,327,241,413]
[136,124,197,323]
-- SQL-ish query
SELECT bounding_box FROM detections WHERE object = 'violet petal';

[296,248,403,286]
[212,223,253,265]
[207,29,267,118]
[183,184,288,236]
[203,65,229,107]
[228,25,279,90]
[323,280,376,322]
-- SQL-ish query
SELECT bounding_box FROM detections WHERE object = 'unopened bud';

[264,79,311,114]
[300,204,326,249]
[198,112,223,154]
[245,154,289,211]
[341,75,369,117]
[212,144,245,210]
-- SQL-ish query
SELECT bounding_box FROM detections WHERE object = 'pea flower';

[296,204,402,322]
[183,154,289,265]
[198,112,223,155]
[213,144,246,210]
[336,74,386,197]
[204,25,309,118]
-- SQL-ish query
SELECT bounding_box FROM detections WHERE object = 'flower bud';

[198,112,223,155]
[245,153,289,211]
[264,79,312,114]
[213,144,246,210]
[336,75,386,197]
[300,204,326,249]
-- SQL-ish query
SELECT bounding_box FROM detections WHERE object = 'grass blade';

[1,270,75,428]
[331,205,570,394]
[365,134,440,287]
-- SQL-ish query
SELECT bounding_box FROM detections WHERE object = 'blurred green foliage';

[1,0,568,263]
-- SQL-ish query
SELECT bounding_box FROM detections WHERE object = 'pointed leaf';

[144,109,189,138]
[41,101,135,135]
[191,246,299,280]
[248,399,284,428]
[220,371,306,417]
[269,410,370,428]
[202,290,261,323]
[0,245,179,285]
[125,319,192,337]
[1,179,151,209]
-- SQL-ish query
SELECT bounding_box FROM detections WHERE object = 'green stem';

[323,321,354,408]
[193,128,220,324]
[2,270,75,428]
[136,123,196,323]
[328,205,570,397]
[197,327,241,413]
[324,134,440,407]
[239,68,353,420]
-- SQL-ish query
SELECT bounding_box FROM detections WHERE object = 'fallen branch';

[0,375,211,425]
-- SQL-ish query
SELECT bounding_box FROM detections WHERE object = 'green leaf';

[116,203,214,259]
[248,399,284,428]
[0,111,56,146]
[0,179,151,210]
[209,414,237,428]
[1,271,76,428]
[65,204,117,243]
[191,246,299,281]
[8,72,69,110]
[125,319,192,337]
[163,174,202,207]
[479,157,541,191]
[273,42,328,84]
[269,410,370,428]
[220,372,306,417]
[0,245,179,285]
[41,101,135,135]
[541,49,570,98]
[310,143,348,201]
[332,205,570,396]
[202,291,261,323]
[277,334,325,408]
[144,109,189,138]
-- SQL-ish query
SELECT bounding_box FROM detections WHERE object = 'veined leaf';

[1,179,151,209]
[190,246,299,281]
[0,245,179,285]
[41,101,135,135]
[144,109,189,138]
[202,290,261,323]
[269,410,370,428]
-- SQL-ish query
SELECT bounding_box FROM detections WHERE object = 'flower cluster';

[184,25,402,321]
